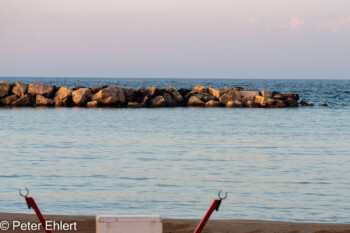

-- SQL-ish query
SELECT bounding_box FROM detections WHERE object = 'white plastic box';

[96,215,163,233]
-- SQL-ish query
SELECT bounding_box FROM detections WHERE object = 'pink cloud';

[319,16,350,32]
[289,16,306,30]
[280,16,306,30]
[249,17,257,26]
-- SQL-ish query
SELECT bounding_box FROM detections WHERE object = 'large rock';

[240,90,259,100]
[150,96,167,107]
[226,100,242,108]
[164,86,183,103]
[91,86,102,94]
[219,90,240,104]
[274,93,299,101]
[187,96,205,107]
[208,87,221,99]
[0,81,12,97]
[285,98,298,107]
[283,93,299,101]
[124,88,135,102]
[1,95,18,105]
[54,87,73,106]
[28,83,55,98]
[240,90,259,105]
[274,100,286,108]
[141,96,150,106]
[194,93,217,102]
[205,100,221,107]
[255,95,277,107]
[86,101,98,108]
[72,88,92,106]
[254,95,267,107]
[144,87,159,97]
[261,90,276,98]
[12,81,29,97]
[221,86,229,93]
[178,88,191,97]
[300,100,313,106]
[11,94,34,106]
[127,102,144,108]
[192,85,207,93]
[35,95,54,106]
[163,93,178,107]
[91,87,125,106]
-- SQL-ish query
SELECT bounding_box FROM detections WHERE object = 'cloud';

[319,16,350,32]
[280,16,306,30]
[289,16,306,30]
[249,17,257,26]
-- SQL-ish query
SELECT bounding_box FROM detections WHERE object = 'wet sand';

[1,213,350,233]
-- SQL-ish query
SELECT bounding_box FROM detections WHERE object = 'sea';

[0,77,349,223]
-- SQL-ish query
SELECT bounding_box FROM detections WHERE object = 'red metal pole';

[194,199,221,233]
[26,197,52,233]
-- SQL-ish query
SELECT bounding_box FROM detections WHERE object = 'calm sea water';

[0,78,349,223]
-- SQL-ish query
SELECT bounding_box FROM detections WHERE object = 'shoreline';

[1,213,349,233]
[0,81,315,108]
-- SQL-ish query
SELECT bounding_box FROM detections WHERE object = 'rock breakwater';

[0,81,312,108]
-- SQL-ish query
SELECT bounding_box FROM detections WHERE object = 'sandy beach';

[1,213,350,233]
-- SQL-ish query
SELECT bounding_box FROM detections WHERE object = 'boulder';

[124,88,135,102]
[285,98,298,107]
[261,90,276,98]
[12,81,29,97]
[226,100,242,108]
[221,86,229,93]
[1,95,18,105]
[86,101,98,108]
[178,88,191,97]
[164,86,183,103]
[208,87,221,99]
[163,93,178,107]
[300,100,313,106]
[254,95,268,107]
[273,94,284,99]
[219,90,240,104]
[283,93,299,101]
[72,88,92,106]
[192,85,207,93]
[245,99,259,108]
[144,87,159,97]
[127,102,144,108]
[35,95,54,106]
[274,100,286,108]
[274,93,299,101]
[240,90,259,105]
[187,96,205,107]
[184,90,196,100]
[266,98,276,106]
[28,83,55,98]
[11,94,34,106]
[0,81,12,97]
[141,96,150,106]
[91,86,125,106]
[150,96,167,107]
[91,86,102,94]
[321,103,329,107]
[54,87,73,106]
[73,86,86,91]
[205,100,221,107]
[194,93,217,102]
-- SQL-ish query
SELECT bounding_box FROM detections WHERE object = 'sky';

[1,0,350,79]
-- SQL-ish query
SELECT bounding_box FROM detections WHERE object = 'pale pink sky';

[1,0,350,78]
